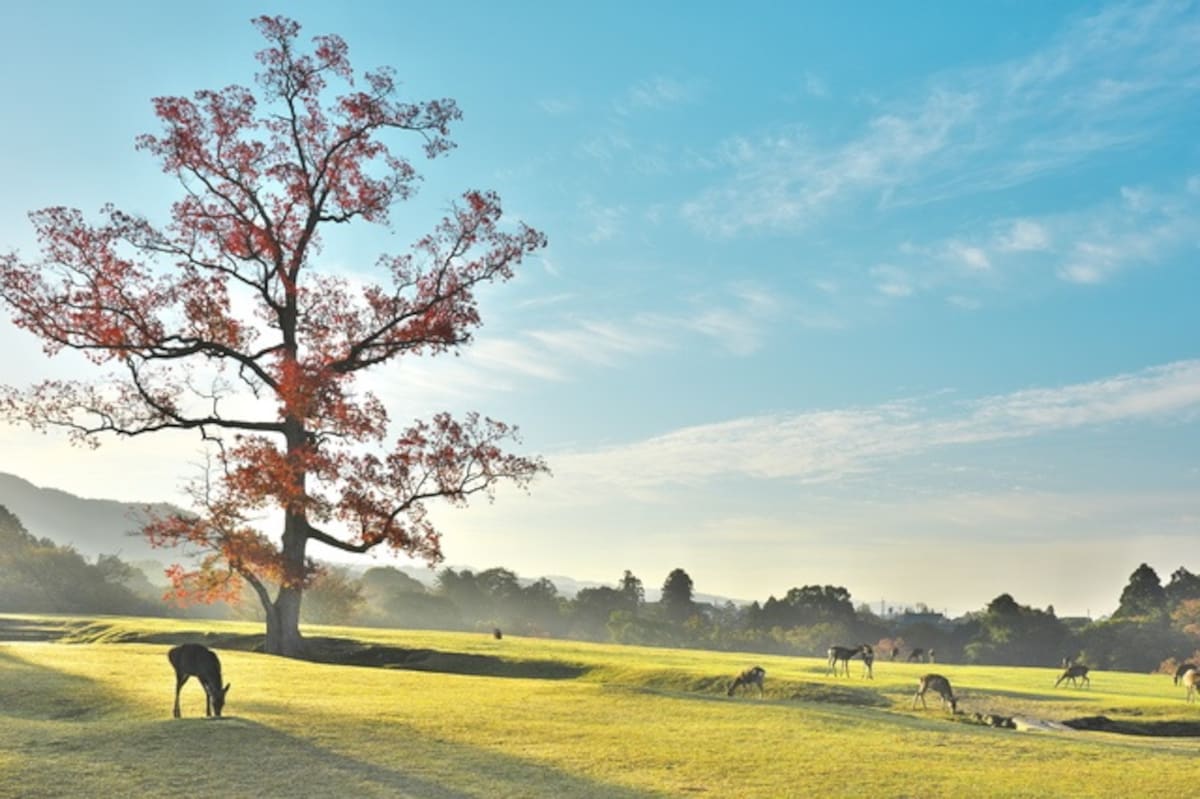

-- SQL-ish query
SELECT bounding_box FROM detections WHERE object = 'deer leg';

[174,674,189,718]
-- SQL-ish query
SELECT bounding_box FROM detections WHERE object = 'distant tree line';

[1,504,1197,673]
[260,560,1200,674]
[0,505,160,615]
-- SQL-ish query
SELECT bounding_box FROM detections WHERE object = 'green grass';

[1,613,1198,798]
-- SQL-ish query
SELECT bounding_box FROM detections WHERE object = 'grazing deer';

[168,643,230,718]
[1055,663,1090,689]
[1173,662,1196,686]
[1182,668,1199,703]
[912,674,958,713]
[861,646,876,679]
[907,648,926,663]
[727,666,766,697]
[827,644,871,677]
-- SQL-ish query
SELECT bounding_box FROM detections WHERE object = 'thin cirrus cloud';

[680,2,1200,237]
[553,359,1200,491]
[615,75,705,114]
[919,178,1200,290]
[681,89,977,237]
[378,287,779,401]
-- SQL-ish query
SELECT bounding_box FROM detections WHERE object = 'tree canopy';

[0,15,547,655]
[1114,563,1167,619]
[661,568,695,623]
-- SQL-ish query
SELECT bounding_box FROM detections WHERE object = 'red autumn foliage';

[0,15,547,655]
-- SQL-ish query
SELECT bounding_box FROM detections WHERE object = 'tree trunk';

[266,586,304,656]
[264,500,309,657]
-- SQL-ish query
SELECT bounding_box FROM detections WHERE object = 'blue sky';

[1,1,1197,616]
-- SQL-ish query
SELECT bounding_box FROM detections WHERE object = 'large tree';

[1114,563,1167,619]
[660,567,695,623]
[0,16,547,655]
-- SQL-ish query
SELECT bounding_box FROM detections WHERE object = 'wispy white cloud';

[946,295,981,311]
[369,283,788,405]
[552,359,1200,491]
[645,281,785,356]
[537,97,576,116]
[802,72,829,99]
[888,178,1199,294]
[681,90,977,236]
[577,129,633,163]
[870,264,914,298]
[616,76,704,114]
[527,321,665,367]
[998,219,1052,252]
[578,198,628,243]
[681,2,1200,236]
[946,242,991,272]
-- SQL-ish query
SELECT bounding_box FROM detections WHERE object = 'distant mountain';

[0,472,184,563]
[0,471,747,606]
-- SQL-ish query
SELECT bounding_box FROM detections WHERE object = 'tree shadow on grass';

[0,648,660,798]
[119,716,663,799]
[96,629,586,681]
[0,648,123,722]
[9,709,663,799]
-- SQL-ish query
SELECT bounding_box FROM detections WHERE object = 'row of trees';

[2,499,1197,673]
[0,505,159,616]
[281,560,1200,674]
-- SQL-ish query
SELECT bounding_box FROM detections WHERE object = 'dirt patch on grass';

[302,636,585,679]
[1062,715,1200,737]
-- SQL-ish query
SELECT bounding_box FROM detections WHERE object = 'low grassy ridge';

[1,614,1198,798]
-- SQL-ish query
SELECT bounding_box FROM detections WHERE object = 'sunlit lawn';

[1,614,1197,798]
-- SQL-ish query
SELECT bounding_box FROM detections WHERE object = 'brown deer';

[727,666,766,697]
[1182,668,1199,703]
[169,643,230,718]
[861,646,876,679]
[912,674,958,713]
[1173,662,1196,686]
[827,644,872,677]
[1055,663,1090,689]
[907,648,927,663]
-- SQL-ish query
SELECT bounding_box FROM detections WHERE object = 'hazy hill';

[0,472,182,563]
[0,471,738,604]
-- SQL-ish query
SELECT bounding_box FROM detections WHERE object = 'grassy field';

[1,614,1197,798]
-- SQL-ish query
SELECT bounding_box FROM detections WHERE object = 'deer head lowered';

[169,643,230,718]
